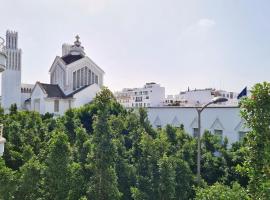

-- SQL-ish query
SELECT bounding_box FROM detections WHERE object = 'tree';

[195,182,250,200]
[240,82,270,199]
[157,155,176,200]
[87,89,122,200]
[15,157,43,200]
[0,158,17,200]
[43,131,71,200]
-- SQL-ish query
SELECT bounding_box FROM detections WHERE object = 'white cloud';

[198,18,216,28]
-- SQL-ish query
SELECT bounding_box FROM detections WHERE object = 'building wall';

[115,83,165,108]
[30,85,46,114]
[1,31,21,111]
[147,107,246,144]
[66,57,104,95]
[42,98,71,116]
[73,84,100,108]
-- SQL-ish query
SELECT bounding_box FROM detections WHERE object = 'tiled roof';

[38,83,66,98]
[61,54,83,65]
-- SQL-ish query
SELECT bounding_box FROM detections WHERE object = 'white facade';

[115,82,165,108]
[1,31,22,110]
[165,88,239,106]
[28,36,104,115]
[147,106,249,144]
[0,32,104,115]
[30,83,72,115]
[49,36,104,95]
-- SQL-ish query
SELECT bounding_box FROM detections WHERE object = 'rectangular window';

[84,67,88,86]
[81,68,84,87]
[54,100,59,112]
[193,128,199,137]
[73,71,76,90]
[95,75,98,84]
[77,69,80,89]
[34,99,40,112]
[68,100,72,109]
[88,69,91,85]
[214,129,223,142]
[92,72,95,84]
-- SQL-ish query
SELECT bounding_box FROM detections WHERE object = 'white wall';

[30,85,46,114]
[147,106,246,144]
[1,70,21,110]
[66,57,104,95]
[73,84,100,108]
[42,98,71,116]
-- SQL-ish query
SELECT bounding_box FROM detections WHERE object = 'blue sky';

[0,0,269,94]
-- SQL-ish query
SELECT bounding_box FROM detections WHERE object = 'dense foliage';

[0,84,268,199]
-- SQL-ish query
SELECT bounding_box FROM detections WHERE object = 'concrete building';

[115,82,165,108]
[1,31,104,115]
[165,88,239,106]
[29,35,104,115]
[1,31,22,110]
[147,106,249,144]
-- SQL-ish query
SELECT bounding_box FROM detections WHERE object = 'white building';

[1,31,22,110]
[1,31,104,115]
[165,88,239,106]
[147,106,249,144]
[115,82,165,108]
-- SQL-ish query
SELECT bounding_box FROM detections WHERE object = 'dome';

[69,35,85,56]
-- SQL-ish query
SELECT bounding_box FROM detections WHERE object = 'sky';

[0,0,269,95]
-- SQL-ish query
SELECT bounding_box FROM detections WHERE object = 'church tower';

[1,31,22,110]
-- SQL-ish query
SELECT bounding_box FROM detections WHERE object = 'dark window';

[73,71,76,90]
[54,100,59,112]
[193,128,199,137]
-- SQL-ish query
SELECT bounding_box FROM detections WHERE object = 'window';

[54,100,59,112]
[88,69,91,85]
[95,75,98,84]
[92,72,95,84]
[135,97,142,102]
[80,68,84,86]
[34,99,40,112]
[239,131,246,141]
[84,67,88,85]
[214,129,223,142]
[73,71,76,90]
[193,128,199,137]
[77,69,80,89]
[146,96,149,99]
[68,100,72,109]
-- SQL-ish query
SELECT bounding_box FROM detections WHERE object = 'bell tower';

[1,30,22,110]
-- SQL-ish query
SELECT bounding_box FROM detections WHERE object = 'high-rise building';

[1,31,22,110]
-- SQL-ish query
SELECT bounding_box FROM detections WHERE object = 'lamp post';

[196,97,228,183]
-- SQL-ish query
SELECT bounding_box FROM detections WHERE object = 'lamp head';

[211,97,228,104]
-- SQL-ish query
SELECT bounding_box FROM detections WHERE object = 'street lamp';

[0,124,6,156]
[196,97,228,183]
